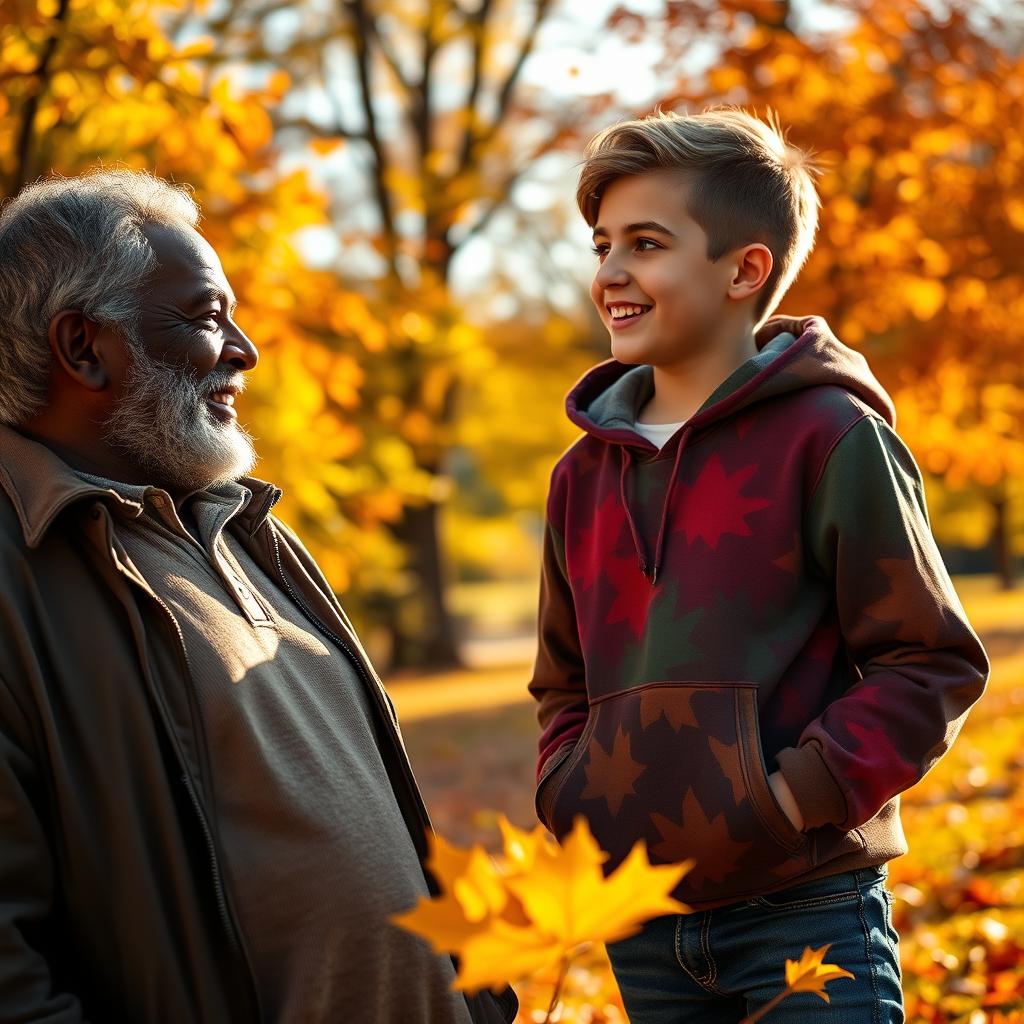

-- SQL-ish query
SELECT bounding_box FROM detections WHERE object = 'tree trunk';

[990,494,1016,591]
[386,288,462,671]
[388,500,462,670]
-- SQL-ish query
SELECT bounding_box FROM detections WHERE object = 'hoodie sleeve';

[775,415,989,831]
[528,470,589,782]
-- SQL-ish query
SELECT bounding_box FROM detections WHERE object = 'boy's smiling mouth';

[607,302,653,326]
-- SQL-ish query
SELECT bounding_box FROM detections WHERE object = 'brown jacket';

[0,425,515,1023]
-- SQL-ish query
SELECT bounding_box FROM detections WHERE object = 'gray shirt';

[78,474,471,1024]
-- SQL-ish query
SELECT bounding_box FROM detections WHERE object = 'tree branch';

[343,0,401,282]
[12,0,71,195]
[456,0,493,172]
[473,0,552,152]
[453,116,576,251]
[271,113,367,142]
[414,0,445,164]
[363,14,413,94]
[414,0,449,273]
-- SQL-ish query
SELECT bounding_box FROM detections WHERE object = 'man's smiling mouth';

[206,387,239,420]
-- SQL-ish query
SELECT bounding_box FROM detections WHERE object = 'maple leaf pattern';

[862,558,945,647]
[735,414,756,440]
[773,532,802,576]
[567,491,626,596]
[708,735,745,806]
[650,789,748,888]
[675,455,771,550]
[639,687,701,731]
[569,440,604,481]
[602,549,659,639]
[842,717,920,816]
[617,597,704,685]
[580,726,645,818]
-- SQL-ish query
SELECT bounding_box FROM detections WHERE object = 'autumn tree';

[175,0,623,666]
[0,0,432,627]
[612,0,1024,584]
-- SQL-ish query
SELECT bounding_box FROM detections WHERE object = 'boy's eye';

[591,243,609,258]
[636,237,659,251]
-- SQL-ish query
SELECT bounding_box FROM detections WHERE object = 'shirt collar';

[0,424,282,548]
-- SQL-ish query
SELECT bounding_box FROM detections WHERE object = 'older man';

[0,171,515,1023]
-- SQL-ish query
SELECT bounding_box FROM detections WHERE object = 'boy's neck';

[639,322,759,425]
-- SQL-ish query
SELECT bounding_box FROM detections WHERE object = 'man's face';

[589,170,736,369]
[102,223,259,492]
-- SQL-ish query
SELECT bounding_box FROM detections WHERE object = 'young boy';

[528,109,988,1022]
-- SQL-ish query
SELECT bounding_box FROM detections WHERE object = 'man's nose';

[220,321,259,371]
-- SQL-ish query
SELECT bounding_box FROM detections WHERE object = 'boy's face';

[589,170,738,368]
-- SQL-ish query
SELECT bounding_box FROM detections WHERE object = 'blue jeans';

[607,866,903,1023]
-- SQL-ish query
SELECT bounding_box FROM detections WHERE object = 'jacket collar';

[0,425,281,548]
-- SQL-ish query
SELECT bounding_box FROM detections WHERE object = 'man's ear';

[727,243,774,302]
[48,310,111,392]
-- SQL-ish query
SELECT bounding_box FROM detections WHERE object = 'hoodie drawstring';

[619,425,692,586]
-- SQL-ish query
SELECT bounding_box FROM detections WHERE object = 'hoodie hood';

[567,316,895,448]
[564,316,896,585]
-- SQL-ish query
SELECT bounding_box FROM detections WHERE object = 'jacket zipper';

[265,528,504,1019]
[122,569,262,1020]
[267,528,432,834]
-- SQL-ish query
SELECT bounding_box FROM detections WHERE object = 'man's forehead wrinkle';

[142,221,231,295]
[185,282,232,307]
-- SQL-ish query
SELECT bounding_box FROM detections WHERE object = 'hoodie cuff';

[775,741,847,830]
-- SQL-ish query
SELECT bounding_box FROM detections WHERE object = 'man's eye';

[193,316,219,330]
[636,238,659,251]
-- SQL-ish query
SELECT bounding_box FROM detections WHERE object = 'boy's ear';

[726,243,773,302]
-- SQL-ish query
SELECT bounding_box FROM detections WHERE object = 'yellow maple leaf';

[505,816,692,950]
[453,847,508,923]
[392,891,487,953]
[392,815,692,994]
[783,944,855,1003]
[428,832,507,923]
[456,919,565,993]
[496,815,545,876]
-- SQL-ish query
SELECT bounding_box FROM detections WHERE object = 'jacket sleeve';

[527,469,589,782]
[775,415,989,831]
[0,676,85,1022]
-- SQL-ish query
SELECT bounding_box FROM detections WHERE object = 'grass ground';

[386,576,1024,1023]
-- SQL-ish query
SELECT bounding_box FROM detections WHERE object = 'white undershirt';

[633,420,686,450]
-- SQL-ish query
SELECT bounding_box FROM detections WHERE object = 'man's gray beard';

[103,345,257,492]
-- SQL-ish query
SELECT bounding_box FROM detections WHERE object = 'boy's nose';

[595,259,630,288]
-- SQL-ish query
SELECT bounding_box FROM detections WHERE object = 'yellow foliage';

[393,815,691,994]
[905,279,946,321]
[309,138,345,156]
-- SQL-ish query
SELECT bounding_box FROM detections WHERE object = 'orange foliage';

[0,0,426,612]
[654,0,1024,497]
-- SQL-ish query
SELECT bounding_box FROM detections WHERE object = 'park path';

[385,661,532,721]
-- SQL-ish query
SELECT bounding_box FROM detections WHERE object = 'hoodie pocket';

[546,682,812,905]
[536,739,584,830]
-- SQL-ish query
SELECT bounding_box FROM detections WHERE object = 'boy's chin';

[610,335,655,366]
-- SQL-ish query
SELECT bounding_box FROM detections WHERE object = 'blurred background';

[4,1,1024,1019]
[4,0,1022,671]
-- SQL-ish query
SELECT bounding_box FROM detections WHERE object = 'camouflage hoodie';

[529,315,988,910]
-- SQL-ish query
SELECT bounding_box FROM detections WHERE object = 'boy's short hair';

[577,108,820,320]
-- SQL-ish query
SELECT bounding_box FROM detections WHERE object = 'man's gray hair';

[0,169,200,426]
